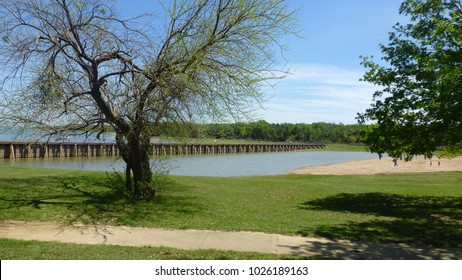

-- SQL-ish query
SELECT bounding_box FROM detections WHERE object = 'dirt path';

[288,156,462,175]
[1,220,461,260]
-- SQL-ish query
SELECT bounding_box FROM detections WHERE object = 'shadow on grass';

[278,237,462,260]
[0,173,203,226]
[298,193,462,248]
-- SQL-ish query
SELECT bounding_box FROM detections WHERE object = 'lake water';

[0,151,377,177]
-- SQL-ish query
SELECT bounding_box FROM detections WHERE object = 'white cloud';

[259,63,378,124]
[285,64,364,86]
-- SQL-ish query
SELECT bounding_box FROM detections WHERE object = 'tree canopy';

[0,0,298,198]
[358,0,462,159]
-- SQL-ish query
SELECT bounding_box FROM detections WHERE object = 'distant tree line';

[155,121,365,144]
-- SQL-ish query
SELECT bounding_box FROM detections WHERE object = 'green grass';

[154,137,278,145]
[0,238,303,260]
[0,166,461,249]
[323,144,369,152]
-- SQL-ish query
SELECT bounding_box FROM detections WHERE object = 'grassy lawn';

[323,143,368,152]
[0,166,461,251]
[154,137,281,145]
[0,238,302,260]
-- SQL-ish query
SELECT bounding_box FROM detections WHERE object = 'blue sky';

[261,0,407,124]
[118,0,407,124]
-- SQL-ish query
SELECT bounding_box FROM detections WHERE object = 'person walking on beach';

[393,158,398,167]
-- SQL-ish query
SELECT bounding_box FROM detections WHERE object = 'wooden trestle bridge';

[0,141,325,159]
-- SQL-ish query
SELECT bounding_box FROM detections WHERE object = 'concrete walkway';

[1,220,461,259]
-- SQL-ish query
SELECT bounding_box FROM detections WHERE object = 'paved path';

[1,220,461,259]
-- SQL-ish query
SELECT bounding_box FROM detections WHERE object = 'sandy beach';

[288,156,462,175]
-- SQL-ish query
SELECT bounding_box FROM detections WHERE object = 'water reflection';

[0,151,376,177]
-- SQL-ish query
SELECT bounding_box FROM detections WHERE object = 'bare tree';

[0,0,298,198]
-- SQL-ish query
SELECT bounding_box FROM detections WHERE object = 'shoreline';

[288,156,462,175]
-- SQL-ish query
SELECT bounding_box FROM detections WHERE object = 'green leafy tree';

[0,0,298,199]
[358,0,462,159]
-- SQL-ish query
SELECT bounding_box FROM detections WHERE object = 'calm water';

[0,151,377,177]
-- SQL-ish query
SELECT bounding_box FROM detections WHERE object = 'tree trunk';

[116,131,154,199]
[128,136,154,198]
[125,163,132,193]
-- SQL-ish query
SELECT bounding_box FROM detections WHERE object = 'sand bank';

[288,156,462,175]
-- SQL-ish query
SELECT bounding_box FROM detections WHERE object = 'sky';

[118,0,408,124]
